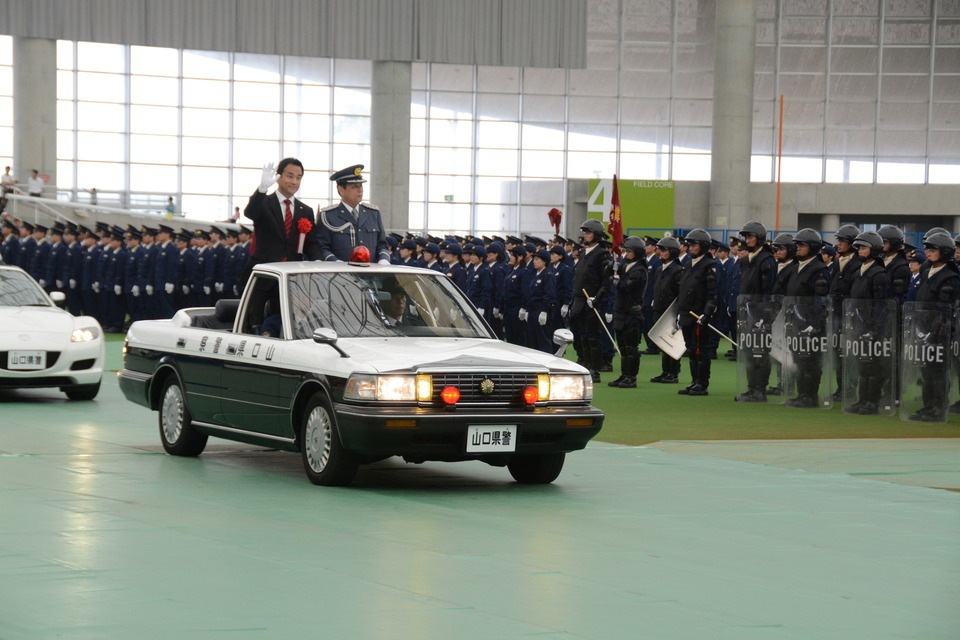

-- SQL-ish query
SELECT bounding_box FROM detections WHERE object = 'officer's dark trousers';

[503,306,525,347]
[855,356,888,406]
[920,363,949,415]
[744,349,772,392]
[681,322,711,388]
[579,311,605,373]
[794,355,822,400]
[615,316,641,378]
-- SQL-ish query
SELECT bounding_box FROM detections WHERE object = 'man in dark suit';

[316,164,390,264]
[241,157,321,287]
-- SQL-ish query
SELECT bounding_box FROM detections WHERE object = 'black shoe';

[857,402,879,415]
[832,390,843,402]
[735,389,767,403]
[607,376,625,387]
[785,396,818,409]
[616,376,637,388]
[909,408,945,422]
[677,383,696,395]
[766,386,782,396]
[589,370,601,383]
[687,384,709,396]
[599,362,613,372]
[650,373,679,384]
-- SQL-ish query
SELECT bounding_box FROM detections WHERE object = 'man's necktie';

[284,199,293,238]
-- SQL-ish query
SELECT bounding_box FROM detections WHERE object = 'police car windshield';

[287,271,490,340]
[0,270,51,307]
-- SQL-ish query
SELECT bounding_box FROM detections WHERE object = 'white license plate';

[466,425,517,453]
[8,350,46,370]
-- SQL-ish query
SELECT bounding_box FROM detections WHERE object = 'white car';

[119,261,604,486]
[0,264,105,400]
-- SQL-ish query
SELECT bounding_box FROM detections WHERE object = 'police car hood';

[339,337,585,375]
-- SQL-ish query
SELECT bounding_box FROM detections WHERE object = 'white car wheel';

[300,393,357,486]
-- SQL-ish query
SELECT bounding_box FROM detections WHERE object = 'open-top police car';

[119,261,603,485]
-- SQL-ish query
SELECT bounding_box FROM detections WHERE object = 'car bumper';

[118,368,153,409]
[333,403,604,460]
[0,342,103,389]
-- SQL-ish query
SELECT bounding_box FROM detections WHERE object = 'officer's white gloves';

[164,283,174,295]
[477,308,485,317]
[182,284,190,295]
[92,282,100,293]
[378,258,391,265]
[203,286,211,295]
[258,162,277,193]
[114,285,122,295]
[131,285,140,297]
[145,285,154,295]
[586,297,595,309]
[518,308,528,322]
[538,311,548,326]
[39,279,46,288]
[69,279,77,289]
[560,304,569,318]
[56,280,63,289]
[492,307,500,319]
[215,282,224,293]
[605,313,613,324]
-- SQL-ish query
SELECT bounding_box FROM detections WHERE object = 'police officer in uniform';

[649,236,683,383]
[1,218,20,264]
[317,165,389,264]
[782,228,832,408]
[735,221,778,402]
[571,219,614,382]
[525,249,558,353]
[908,232,960,421]
[62,224,83,316]
[846,231,891,414]
[676,229,719,396]
[829,224,863,399]
[608,236,647,388]
[502,245,529,347]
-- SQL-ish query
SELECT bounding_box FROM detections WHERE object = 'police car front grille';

[426,372,539,405]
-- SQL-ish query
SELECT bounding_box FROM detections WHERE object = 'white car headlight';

[344,374,417,401]
[548,374,592,401]
[71,326,100,342]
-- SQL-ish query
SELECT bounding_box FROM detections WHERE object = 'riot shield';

[649,300,687,361]
[840,299,898,415]
[900,302,954,422]
[951,311,960,416]
[735,294,783,403]
[781,296,834,409]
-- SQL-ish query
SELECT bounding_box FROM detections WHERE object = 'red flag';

[608,175,624,254]
[547,207,562,235]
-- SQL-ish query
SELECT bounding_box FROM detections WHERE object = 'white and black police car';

[119,255,603,486]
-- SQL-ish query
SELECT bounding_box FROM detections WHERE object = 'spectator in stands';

[165,196,176,219]
[27,170,44,197]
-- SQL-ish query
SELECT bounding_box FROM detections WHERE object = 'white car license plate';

[8,351,46,370]
[466,425,517,453]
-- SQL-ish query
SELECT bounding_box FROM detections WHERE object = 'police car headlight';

[71,327,100,342]
[548,374,592,401]
[344,374,417,401]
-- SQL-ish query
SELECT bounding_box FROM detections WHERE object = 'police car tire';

[65,381,100,401]
[158,376,208,457]
[507,452,565,484]
[300,392,358,486]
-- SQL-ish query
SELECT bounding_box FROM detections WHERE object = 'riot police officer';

[608,236,647,388]
[830,224,863,399]
[676,229,719,396]
[649,236,683,383]
[571,219,614,382]
[735,221,778,402]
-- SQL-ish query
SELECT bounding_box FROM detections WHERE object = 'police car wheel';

[300,393,358,486]
[507,452,565,484]
[158,376,208,457]
[64,381,100,401]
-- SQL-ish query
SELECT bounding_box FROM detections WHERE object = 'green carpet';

[104,334,958,446]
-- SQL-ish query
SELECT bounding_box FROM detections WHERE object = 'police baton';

[581,288,621,356]
[688,311,737,346]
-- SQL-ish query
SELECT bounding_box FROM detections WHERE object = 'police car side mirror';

[312,327,350,358]
[49,291,66,306]
[553,328,574,357]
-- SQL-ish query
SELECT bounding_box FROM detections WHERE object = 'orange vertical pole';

[776,94,784,233]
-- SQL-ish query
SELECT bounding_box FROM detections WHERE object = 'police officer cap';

[34,223,48,234]
[422,242,441,255]
[509,244,527,258]
[125,228,142,240]
[414,236,428,247]
[158,224,175,235]
[386,235,398,249]
[506,235,523,245]
[389,232,404,242]
[192,228,209,240]
[330,164,366,185]
[642,235,659,246]
[440,241,462,256]
[906,248,926,263]
[491,235,505,243]
[141,226,157,236]
[109,228,124,240]
[50,223,65,235]
[487,241,506,257]
[21,221,35,233]
[399,239,417,251]
[226,228,240,239]
[77,224,93,235]
[177,231,191,242]
[549,244,567,257]
[95,221,110,232]
[239,225,252,235]
[1,218,15,230]
[63,224,78,235]
[468,244,488,257]
[532,248,550,263]
[820,244,837,257]
[525,235,547,247]
[209,226,225,237]
[523,242,536,255]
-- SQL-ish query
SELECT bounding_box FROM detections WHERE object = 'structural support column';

[13,37,57,190]
[371,61,411,232]
[822,213,840,242]
[709,0,757,233]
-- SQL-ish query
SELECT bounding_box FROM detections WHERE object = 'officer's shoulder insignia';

[361,202,379,211]
[321,204,339,212]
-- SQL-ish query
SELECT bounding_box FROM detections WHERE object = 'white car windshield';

[287,271,490,340]
[0,270,50,306]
